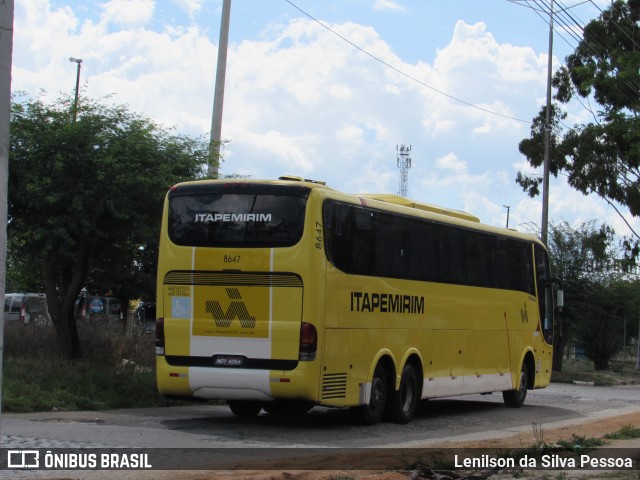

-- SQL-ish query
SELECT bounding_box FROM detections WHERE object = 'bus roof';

[358,193,480,223]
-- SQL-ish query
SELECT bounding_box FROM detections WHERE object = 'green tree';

[8,94,208,358]
[516,0,640,241]
[574,277,640,370]
[547,221,616,370]
[5,233,42,292]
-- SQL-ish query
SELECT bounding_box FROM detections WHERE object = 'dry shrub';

[3,319,155,368]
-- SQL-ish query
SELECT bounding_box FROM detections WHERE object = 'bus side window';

[407,219,433,282]
[352,209,373,275]
[323,200,341,268]
[373,212,399,278]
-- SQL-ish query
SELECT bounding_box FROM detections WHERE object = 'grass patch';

[604,425,640,440]
[2,320,170,412]
[3,357,161,411]
[556,434,605,449]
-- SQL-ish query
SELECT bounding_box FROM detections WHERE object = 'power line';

[284,0,637,128]
[510,0,640,114]
[588,0,640,51]
[283,0,531,124]
[507,0,584,53]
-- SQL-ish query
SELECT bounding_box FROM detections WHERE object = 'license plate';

[213,355,245,367]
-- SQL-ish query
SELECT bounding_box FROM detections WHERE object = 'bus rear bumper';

[190,367,273,401]
[157,357,320,402]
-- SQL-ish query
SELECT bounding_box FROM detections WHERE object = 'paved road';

[1,382,639,450]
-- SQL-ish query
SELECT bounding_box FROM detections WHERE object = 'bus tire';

[503,363,529,408]
[389,363,419,424]
[351,363,388,425]
[228,400,262,417]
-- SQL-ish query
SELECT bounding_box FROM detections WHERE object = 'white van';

[3,293,50,324]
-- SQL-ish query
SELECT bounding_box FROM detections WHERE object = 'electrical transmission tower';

[397,144,412,197]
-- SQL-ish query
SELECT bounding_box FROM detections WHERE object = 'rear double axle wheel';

[351,362,420,425]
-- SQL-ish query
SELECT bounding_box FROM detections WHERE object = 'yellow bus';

[156,176,562,424]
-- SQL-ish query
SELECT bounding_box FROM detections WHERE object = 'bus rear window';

[168,192,308,247]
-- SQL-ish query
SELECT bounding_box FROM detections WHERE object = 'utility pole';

[623,314,627,360]
[397,144,411,197]
[0,0,14,426]
[543,1,558,368]
[541,0,554,245]
[636,312,640,370]
[208,0,231,179]
[69,57,82,123]
[503,205,511,228]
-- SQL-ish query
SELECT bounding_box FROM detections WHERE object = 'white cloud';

[372,0,407,13]
[336,124,365,146]
[101,0,155,28]
[436,153,467,174]
[329,84,353,99]
[420,153,493,195]
[13,0,79,70]
[173,0,204,19]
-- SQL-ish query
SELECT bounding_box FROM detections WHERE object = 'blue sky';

[12,0,638,239]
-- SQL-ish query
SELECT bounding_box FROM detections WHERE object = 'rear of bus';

[155,179,322,414]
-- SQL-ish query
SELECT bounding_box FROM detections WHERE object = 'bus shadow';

[160,396,576,445]
[411,396,578,432]
[162,405,355,433]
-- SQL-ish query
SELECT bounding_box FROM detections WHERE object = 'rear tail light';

[299,322,317,361]
[20,298,28,324]
[155,318,165,355]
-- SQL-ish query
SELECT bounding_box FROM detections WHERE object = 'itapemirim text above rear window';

[168,188,308,248]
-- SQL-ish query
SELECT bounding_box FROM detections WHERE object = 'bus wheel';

[503,363,529,408]
[389,363,419,424]
[228,401,262,417]
[351,363,388,425]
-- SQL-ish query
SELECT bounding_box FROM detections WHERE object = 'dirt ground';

[65,410,638,480]
[200,411,640,480]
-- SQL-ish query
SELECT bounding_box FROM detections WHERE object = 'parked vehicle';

[75,296,123,323]
[4,293,22,322]
[3,293,51,325]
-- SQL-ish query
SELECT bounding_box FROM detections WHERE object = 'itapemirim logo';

[205,288,256,329]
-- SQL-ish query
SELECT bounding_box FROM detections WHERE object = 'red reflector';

[169,372,180,377]
[279,378,291,383]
